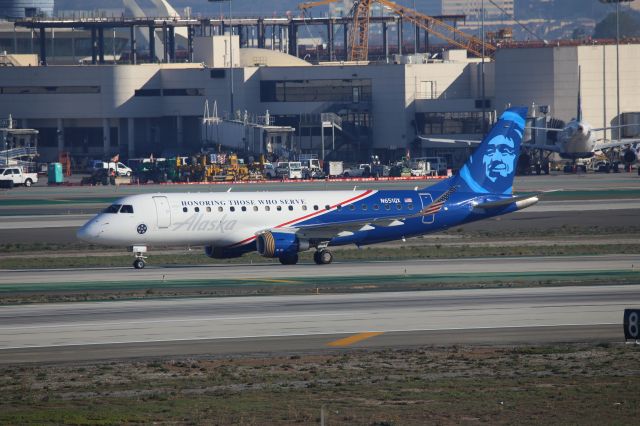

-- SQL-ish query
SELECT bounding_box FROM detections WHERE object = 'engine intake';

[256,231,308,258]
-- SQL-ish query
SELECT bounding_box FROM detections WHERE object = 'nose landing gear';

[129,245,148,269]
[313,249,333,265]
[133,258,146,269]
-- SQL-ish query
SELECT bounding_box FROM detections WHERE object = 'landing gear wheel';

[279,253,299,265]
[314,250,333,265]
[133,258,146,269]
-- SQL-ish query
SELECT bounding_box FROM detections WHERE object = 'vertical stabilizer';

[577,65,583,123]
[455,107,527,195]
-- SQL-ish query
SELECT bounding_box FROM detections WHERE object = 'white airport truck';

[0,166,38,188]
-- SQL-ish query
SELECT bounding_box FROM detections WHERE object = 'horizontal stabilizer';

[473,194,539,210]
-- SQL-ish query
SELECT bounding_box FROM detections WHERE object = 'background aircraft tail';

[430,107,527,195]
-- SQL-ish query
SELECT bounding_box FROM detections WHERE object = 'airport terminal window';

[103,204,121,213]
[163,88,204,96]
[134,89,161,97]
[415,111,485,135]
[0,86,101,95]
[120,205,134,213]
[260,79,372,103]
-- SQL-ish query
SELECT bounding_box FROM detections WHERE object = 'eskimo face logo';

[483,134,516,182]
[137,224,148,234]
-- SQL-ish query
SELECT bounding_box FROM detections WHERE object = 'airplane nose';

[76,223,91,242]
[76,219,102,243]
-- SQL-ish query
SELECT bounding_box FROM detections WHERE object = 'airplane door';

[418,193,435,224]
[153,196,171,228]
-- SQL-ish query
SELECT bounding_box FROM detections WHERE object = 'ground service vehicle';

[90,160,133,177]
[327,161,344,177]
[0,166,38,188]
[343,164,371,178]
[416,157,447,175]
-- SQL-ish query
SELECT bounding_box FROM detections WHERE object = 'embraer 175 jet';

[78,107,539,269]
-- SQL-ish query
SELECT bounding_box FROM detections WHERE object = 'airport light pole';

[599,0,635,141]
[209,0,235,118]
[481,0,487,135]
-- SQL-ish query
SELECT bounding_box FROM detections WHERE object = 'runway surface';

[0,285,635,363]
[1,254,638,285]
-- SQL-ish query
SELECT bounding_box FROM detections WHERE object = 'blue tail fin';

[453,107,527,195]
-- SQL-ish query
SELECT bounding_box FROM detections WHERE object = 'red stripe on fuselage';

[226,190,375,248]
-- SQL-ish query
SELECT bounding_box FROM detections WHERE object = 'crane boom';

[297,0,497,60]
[376,0,496,58]
[349,0,373,61]
[298,0,340,11]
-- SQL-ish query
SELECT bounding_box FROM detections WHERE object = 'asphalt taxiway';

[0,284,635,363]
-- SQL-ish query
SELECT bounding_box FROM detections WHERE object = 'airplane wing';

[418,136,480,146]
[260,186,459,240]
[591,124,640,132]
[528,127,564,132]
[594,138,640,150]
[522,143,563,153]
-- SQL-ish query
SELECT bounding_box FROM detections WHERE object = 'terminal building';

[0,12,639,170]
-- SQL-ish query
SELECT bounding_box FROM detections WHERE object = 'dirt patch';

[1,343,639,424]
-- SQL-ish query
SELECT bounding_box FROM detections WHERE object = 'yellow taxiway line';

[327,332,384,347]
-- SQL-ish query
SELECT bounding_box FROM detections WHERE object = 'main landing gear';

[313,249,333,265]
[277,249,333,265]
[279,253,299,265]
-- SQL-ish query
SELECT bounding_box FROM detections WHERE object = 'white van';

[90,160,132,177]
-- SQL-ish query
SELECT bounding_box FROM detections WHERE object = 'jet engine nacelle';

[205,245,246,259]
[256,231,309,258]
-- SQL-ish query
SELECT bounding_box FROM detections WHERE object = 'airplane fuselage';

[77,188,522,256]
[558,120,596,159]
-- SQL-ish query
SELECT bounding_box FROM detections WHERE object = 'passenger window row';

[181,203,414,213]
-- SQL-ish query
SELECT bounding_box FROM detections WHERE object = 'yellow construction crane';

[298,0,497,60]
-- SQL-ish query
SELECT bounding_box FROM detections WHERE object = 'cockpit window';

[103,204,122,213]
[120,205,134,214]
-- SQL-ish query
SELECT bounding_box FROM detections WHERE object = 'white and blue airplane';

[77,107,539,269]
